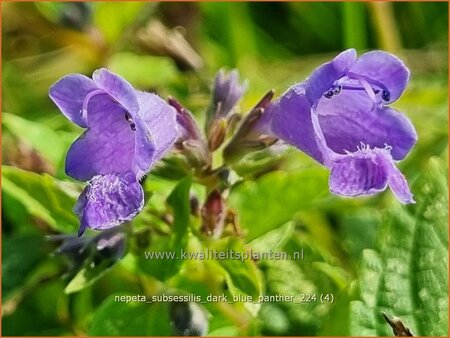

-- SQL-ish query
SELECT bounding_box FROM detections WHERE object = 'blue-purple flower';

[262,49,417,203]
[50,69,178,235]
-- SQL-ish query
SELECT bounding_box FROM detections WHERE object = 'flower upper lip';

[49,68,178,182]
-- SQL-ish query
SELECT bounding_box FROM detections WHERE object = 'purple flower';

[49,69,178,235]
[263,49,417,203]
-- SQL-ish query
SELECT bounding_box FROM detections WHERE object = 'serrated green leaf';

[349,157,448,336]
[2,166,79,233]
[229,169,329,241]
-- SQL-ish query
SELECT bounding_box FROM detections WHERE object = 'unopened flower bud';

[189,194,200,217]
[169,97,211,169]
[200,190,226,239]
[169,97,202,143]
[206,69,247,134]
[207,118,227,152]
[223,90,278,164]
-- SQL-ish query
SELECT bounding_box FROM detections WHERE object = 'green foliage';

[2,234,51,299]
[229,169,329,241]
[107,53,179,90]
[65,258,119,294]
[350,158,448,336]
[137,177,191,281]
[212,237,263,299]
[321,158,448,336]
[93,2,149,44]
[89,294,172,336]
[2,113,69,169]
[2,166,79,233]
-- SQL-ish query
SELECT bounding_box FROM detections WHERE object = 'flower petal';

[383,156,415,204]
[348,50,410,103]
[76,173,144,235]
[329,148,414,203]
[134,91,178,178]
[317,90,417,160]
[329,149,388,197]
[268,84,325,163]
[49,74,98,128]
[305,49,357,104]
[92,68,139,114]
[66,93,135,181]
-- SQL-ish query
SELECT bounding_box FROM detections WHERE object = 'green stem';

[342,2,368,50]
[368,2,402,52]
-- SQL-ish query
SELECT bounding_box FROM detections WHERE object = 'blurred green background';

[2,1,448,336]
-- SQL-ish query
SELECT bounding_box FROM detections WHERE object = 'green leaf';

[65,259,117,294]
[211,237,263,299]
[2,166,79,233]
[93,2,148,44]
[89,293,172,336]
[167,176,192,248]
[2,113,70,169]
[138,176,191,280]
[339,208,381,262]
[229,169,329,241]
[249,222,295,253]
[2,234,51,299]
[261,259,322,335]
[349,157,448,336]
[108,53,178,89]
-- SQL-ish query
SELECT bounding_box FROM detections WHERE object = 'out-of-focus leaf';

[260,259,321,335]
[93,2,148,43]
[211,237,263,299]
[229,169,329,241]
[2,234,50,299]
[107,53,178,89]
[2,166,79,233]
[167,176,192,247]
[65,259,118,294]
[138,177,191,280]
[88,293,172,336]
[318,282,358,336]
[339,208,380,262]
[349,157,448,336]
[2,113,69,169]
[259,219,351,336]
[2,278,69,336]
[249,222,295,253]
